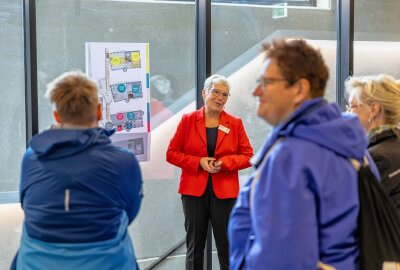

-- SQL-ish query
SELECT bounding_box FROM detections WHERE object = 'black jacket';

[368,128,400,212]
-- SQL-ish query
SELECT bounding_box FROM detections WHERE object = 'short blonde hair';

[345,74,400,126]
[203,74,230,92]
[45,71,99,124]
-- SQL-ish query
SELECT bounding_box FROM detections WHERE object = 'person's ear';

[293,78,311,105]
[202,89,206,100]
[97,103,102,121]
[369,102,381,119]
[53,110,62,124]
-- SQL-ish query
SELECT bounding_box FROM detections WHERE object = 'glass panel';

[36,0,195,268]
[210,0,336,265]
[0,1,25,268]
[0,0,25,195]
[354,1,400,77]
[212,0,337,153]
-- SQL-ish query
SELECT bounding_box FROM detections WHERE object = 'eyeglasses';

[210,89,230,99]
[256,77,290,90]
[346,104,363,111]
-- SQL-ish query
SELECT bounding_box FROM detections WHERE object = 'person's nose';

[252,83,262,97]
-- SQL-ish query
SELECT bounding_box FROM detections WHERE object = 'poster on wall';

[85,42,150,161]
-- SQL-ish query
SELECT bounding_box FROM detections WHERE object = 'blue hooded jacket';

[228,98,379,270]
[16,127,142,269]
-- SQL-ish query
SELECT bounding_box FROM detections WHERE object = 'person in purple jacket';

[13,71,143,270]
[228,38,379,270]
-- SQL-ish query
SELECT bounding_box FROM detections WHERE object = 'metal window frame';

[24,0,39,148]
[173,0,316,6]
[0,0,38,203]
[336,0,354,110]
[195,0,213,268]
[196,0,211,109]
[211,0,316,6]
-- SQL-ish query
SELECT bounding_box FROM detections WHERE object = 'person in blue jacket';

[228,38,378,270]
[12,71,143,270]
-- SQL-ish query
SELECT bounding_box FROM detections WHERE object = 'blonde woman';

[346,74,400,212]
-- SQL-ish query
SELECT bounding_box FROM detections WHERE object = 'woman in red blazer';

[166,74,253,270]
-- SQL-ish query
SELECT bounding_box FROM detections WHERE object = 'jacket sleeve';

[166,115,202,174]
[219,119,253,172]
[247,143,359,269]
[228,175,253,270]
[121,154,143,224]
[246,144,320,269]
[19,149,34,207]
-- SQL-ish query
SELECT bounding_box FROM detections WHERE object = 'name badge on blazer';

[218,124,230,134]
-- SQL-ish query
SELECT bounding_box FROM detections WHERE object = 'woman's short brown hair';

[45,71,99,124]
[263,38,329,98]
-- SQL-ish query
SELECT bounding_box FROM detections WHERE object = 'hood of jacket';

[29,128,115,159]
[253,98,368,164]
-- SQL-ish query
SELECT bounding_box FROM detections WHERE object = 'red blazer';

[166,107,253,199]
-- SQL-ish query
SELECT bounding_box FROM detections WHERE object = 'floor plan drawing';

[86,42,150,161]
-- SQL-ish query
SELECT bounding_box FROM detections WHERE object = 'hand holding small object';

[209,160,222,172]
[200,157,217,173]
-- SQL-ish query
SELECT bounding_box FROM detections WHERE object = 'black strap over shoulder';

[353,159,400,270]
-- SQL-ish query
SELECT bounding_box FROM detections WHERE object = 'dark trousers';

[182,190,236,270]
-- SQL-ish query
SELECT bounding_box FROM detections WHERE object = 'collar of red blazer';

[196,106,230,125]
[196,106,230,147]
